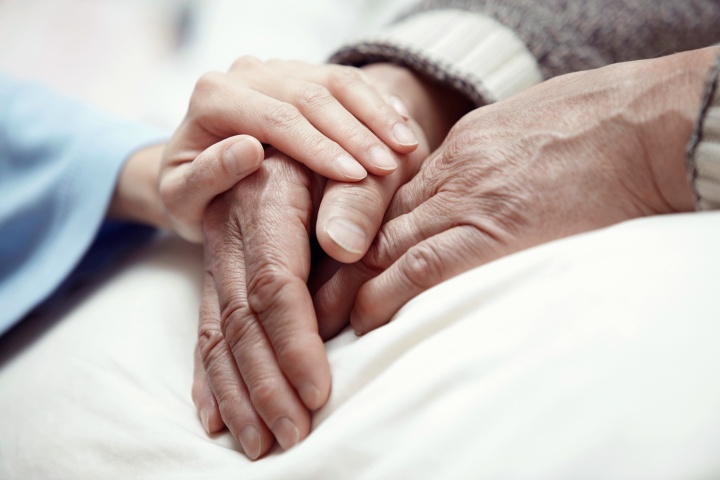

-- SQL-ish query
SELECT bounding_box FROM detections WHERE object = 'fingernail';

[369,146,397,171]
[389,95,410,120]
[239,425,262,460]
[350,311,364,336]
[326,218,367,254]
[224,139,261,176]
[200,409,210,434]
[272,417,300,450]
[335,154,367,180]
[299,382,322,410]
[392,122,418,146]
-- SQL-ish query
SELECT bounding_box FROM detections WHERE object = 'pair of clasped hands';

[156,58,470,459]
[151,48,713,460]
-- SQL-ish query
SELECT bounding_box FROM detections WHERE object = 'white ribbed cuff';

[689,53,720,210]
[332,9,543,105]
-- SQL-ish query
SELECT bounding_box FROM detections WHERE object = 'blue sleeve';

[0,74,169,336]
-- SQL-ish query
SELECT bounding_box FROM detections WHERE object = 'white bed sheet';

[2,212,719,479]
[2,1,720,477]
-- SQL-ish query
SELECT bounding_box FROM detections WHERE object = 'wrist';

[108,143,170,229]
[631,48,719,212]
[360,63,474,150]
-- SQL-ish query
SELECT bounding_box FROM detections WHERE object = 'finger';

[316,177,399,264]
[192,342,223,434]
[350,226,501,335]
[314,260,374,340]
[315,120,430,264]
[325,65,420,153]
[192,73,367,182]
[279,80,400,176]
[314,195,450,338]
[197,270,274,460]
[268,62,418,153]
[383,150,443,222]
[220,296,312,451]
[239,161,332,412]
[207,233,312,452]
[161,135,264,242]
[244,267,330,410]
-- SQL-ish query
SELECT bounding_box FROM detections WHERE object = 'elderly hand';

[315,48,717,336]
[186,61,472,456]
[190,150,328,459]
[159,57,419,242]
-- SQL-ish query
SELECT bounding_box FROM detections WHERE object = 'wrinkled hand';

[159,57,419,242]
[182,61,471,458]
[315,49,714,336]
[190,150,329,459]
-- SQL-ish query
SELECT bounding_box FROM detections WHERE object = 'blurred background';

[0,0,417,129]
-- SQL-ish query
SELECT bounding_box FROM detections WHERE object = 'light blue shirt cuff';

[0,75,169,335]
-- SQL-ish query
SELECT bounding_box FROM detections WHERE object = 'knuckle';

[216,393,254,430]
[188,71,226,120]
[304,135,333,162]
[361,228,395,275]
[327,65,362,89]
[331,182,385,214]
[335,118,370,145]
[400,243,444,290]
[193,71,224,99]
[263,103,302,130]
[248,376,283,411]
[272,336,306,370]
[377,102,402,126]
[440,133,476,166]
[297,85,333,111]
[246,263,292,316]
[355,88,395,120]
[197,323,226,367]
[465,190,528,239]
[218,299,257,350]
[216,394,245,419]
[229,54,261,72]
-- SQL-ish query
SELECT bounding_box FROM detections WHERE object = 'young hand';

[159,57,419,242]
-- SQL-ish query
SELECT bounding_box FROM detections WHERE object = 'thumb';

[161,135,264,242]
[315,121,428,264]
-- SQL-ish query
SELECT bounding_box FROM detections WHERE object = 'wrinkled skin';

[159,57,418,242]
[192,152,322,459]
[314,49,713,336]
[191,123,430,459]
[190,47,718,459]
[184,60,456,460]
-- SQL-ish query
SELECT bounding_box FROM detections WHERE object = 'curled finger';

[315,120,430,264]
[351,225,499,335]
[314,193,449,338]
[198,270,274,460]
[161,135,264,242]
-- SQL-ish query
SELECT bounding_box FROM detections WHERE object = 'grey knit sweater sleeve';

[331,0,720,106]
[400,0,720,79]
